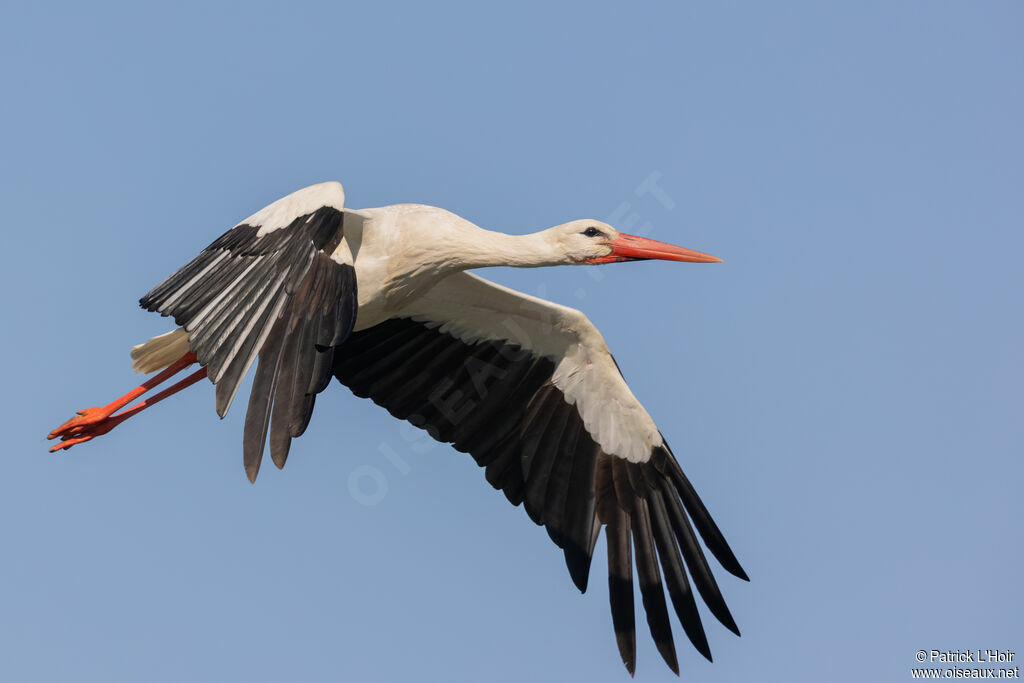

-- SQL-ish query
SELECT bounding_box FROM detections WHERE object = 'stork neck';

[454,229,559,269]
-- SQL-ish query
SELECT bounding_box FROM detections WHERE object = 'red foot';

[47,406,116,441]
[49,414,125,452]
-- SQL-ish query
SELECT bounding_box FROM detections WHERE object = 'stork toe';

[47,406,114,441]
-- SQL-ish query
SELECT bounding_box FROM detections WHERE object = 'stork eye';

[582,227,604,238]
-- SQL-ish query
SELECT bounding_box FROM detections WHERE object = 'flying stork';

[47,181,747,675]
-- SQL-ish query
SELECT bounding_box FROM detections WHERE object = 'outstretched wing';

[331,272,746,674]
[140,182,358,481]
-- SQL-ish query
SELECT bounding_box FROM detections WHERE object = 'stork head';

[548,220,722,265]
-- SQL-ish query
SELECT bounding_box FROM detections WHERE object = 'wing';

[139,182,358,481]
[331,272,746,674]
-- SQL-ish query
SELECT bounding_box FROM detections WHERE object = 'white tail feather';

[130,328,191,374]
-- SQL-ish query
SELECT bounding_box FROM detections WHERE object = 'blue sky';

[2,2,1021,681]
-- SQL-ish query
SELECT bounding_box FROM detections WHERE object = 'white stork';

[47,181,747,675]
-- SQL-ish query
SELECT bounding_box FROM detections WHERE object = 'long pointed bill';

[588,233,722,264]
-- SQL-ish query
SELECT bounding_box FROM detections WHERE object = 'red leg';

[49,366,208,452]
[47,352,201,448]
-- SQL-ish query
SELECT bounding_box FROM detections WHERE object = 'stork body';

[48,181,746,675]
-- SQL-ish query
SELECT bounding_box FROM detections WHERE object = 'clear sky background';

[2,2,1021,681]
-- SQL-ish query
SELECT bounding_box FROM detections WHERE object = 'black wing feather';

[243,317,285,483]
[649,488,712,661]
[632,496,680,674]
[605,501,637,675]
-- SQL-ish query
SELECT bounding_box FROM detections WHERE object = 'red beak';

[588,233,722,264]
